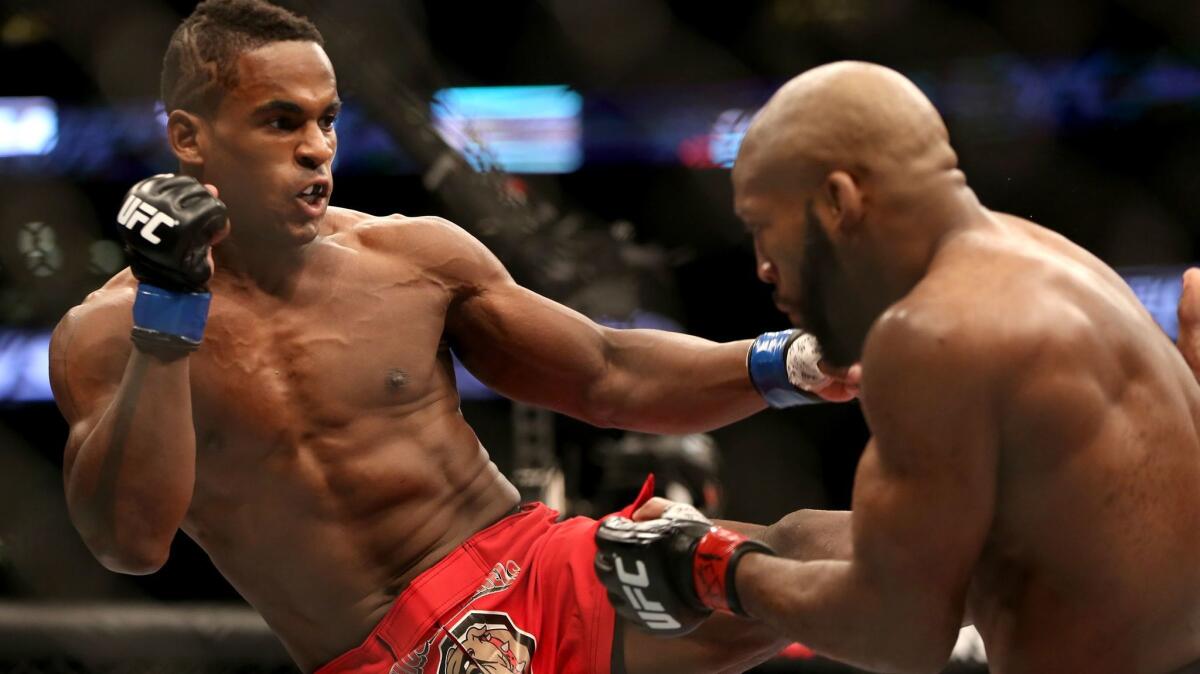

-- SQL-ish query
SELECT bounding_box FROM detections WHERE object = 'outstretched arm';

[453,281,763,434]
[436,218,769,433]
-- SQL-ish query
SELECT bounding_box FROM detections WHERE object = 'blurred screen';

[1122,266,1187,342]
[433,85,583,173]
[0,97,57,158]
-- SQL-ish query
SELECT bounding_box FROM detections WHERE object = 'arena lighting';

[0,97,57,157]
[708,108,754,168]
[1122,266,1188,342]
[0,329,51,403]
[4,56,1200,177]
[432,85,583,174]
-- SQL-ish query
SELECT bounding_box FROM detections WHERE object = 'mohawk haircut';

[160,0,324,115]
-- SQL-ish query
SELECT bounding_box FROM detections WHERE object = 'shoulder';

[857,295,1015,450]
[861,299,990,397]
[862,259,1091,407]
[54,272,137,345]
[345,211,472,247]
[862,283,1038,399]
[50,272,137,418]
[864,295,1010,375]
[338,211,510,288]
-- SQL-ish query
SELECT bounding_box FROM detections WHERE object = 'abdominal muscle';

[181,401,522,671]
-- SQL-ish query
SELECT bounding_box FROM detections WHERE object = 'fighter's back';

[919,212,1200,673]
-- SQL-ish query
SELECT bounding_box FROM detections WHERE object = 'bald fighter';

[596,61,1200,673]
[47,2,858,673]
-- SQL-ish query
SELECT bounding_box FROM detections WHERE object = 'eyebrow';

[252,98,343,116]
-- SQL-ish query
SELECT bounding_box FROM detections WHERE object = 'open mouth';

[297,183,328,205]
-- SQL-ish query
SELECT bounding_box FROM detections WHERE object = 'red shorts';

[315,479,654,674]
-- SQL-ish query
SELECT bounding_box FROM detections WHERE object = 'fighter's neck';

[211,230,314,297]
[870,183,988,304]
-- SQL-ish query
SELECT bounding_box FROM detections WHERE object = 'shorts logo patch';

[437,610,536,674]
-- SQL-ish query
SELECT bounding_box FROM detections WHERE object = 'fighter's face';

[198,41,339,243]
[734,186,860,367]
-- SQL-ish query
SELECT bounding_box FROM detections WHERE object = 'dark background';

[0,0,1197,670]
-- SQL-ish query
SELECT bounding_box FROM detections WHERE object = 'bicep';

[447,278,612,413]
[403,216,612,413]
[850,320,999,621]
[851,436,994,602]
[50,306,130,475]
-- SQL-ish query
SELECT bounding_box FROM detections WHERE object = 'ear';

[820,170,863,240]
[166,110,206,168]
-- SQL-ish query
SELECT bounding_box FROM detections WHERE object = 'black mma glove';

[115,174,227,356]
[595,515,775,637]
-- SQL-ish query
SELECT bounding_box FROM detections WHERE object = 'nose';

[296,122,335,170]
[754,243,778,285]
[757,260,780,285]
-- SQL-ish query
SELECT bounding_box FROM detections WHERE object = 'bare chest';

[187,277,454,448]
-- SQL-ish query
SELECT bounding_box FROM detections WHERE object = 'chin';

[288,217,322,241]
[298,221,321,243]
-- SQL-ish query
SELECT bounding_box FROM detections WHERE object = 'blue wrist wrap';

[132,283,211,345]
[747,330,820,408]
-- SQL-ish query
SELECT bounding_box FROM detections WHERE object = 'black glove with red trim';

[594,513,775,637]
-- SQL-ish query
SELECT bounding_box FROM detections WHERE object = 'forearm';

[761,509,853,562]
[67,350,196,574]
[599,330,764,433]
[735,554,958,674]
[717,513,851,563]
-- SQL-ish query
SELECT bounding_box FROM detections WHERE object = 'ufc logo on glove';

[612,554,683,632]
[117,194,179,244]
[595,513,775,636]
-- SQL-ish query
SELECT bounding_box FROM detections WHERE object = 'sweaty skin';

[49,41,787,673]
[730,62,1200,674]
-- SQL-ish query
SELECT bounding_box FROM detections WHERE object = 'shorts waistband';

[315,503,552,673]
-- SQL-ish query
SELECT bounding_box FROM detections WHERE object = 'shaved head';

[732,62,977,367]
[735,61,954,192]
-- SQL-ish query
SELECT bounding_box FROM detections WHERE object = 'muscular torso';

[930,214,1200,673]
[87,209,521,670]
